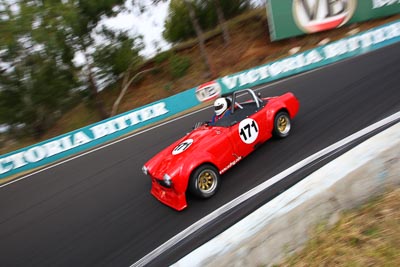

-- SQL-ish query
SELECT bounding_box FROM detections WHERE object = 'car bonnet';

[145,126,225,178]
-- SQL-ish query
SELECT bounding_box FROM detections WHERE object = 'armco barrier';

[1,20,400,180]
[0,89,198,179]
[173,121,400,267]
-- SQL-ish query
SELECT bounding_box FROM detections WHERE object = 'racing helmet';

[214,97,228,116]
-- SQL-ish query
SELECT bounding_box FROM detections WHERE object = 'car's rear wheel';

[273,111,291,138]
[189,164,220,199]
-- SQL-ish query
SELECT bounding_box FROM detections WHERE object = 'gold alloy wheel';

[277,114,291,135]
[190,164,220,198]
[198,170,217,193]
[278,116,288,133]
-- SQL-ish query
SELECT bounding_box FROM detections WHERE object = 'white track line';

[131,111,400,267]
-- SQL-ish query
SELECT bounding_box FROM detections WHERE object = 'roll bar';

[222,89,263,113]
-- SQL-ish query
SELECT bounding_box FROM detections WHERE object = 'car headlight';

[142,166,148,175]
[163,174,172,187]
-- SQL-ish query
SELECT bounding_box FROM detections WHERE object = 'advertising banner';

[217,20,400,94]
[267,0,400,41]
[0,89,199,179]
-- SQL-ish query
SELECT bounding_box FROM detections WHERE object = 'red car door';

[228,107,269,157]
[203,127,238,172]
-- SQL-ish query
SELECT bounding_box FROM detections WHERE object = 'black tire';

[273,111,291,138]
[189,164,220,199]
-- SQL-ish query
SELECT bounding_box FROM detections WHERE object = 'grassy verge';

[277,187,400,267]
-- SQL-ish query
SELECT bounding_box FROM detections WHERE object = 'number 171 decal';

[238,118,259,144]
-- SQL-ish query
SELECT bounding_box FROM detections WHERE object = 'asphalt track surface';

[0,43,400,267]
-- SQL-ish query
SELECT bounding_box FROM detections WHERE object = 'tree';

[0,1,80,138]
[211,0,230,45]
[163,0,251,43]
[154,0,215,77]
[0,0,147,137]
[183,0,215,77]
[64,0,128,119]
[162,0,193,43]
[92,27,150,116]
[93,28,144,91]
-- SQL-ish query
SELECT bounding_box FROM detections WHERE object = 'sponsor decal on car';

[220,156,242,174]
[195,81,221,102]
[293,0,357,34]
[172,139,194,155]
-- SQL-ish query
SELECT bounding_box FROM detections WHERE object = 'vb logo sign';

[195,81,221,103]
[293,0,357,33]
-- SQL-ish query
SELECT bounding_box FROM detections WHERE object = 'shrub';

[169,54,191,79]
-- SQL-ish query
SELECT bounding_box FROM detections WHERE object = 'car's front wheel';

[189,164,220,199]
[273,111,291,138]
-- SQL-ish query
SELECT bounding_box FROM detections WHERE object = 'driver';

[211,97,231,124]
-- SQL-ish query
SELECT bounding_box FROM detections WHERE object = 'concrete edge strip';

[131,110,400,267]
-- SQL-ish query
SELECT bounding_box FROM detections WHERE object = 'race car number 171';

[239,118,259,144]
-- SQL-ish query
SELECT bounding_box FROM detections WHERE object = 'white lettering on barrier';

[8,152,27,169]
[221,50,323,90]
[347,37,361,52]
[90,123,109,140]
[72,132,91,147]
[387,23,400,38]
[373,0,400,9]
[0,102,169,176]
[258,65,270,80]
[373,28,386,43]
[305,50,324,65]
[140,106,154,121]
[0,158,12,174]
[323,40,348,59]
[42,139,65,157]
[25,146,47,163]
[90,118,129,140]
[123,102,168,126]
[153,102,169,117]
[60,135,74,151]
[324,22,400,59]
[113,116,129,131]
[221,76,238,90]
[221,22,400,91]
[0,152,27,175]
[124,111,140,126]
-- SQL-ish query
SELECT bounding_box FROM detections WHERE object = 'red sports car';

[142,89,300,211]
